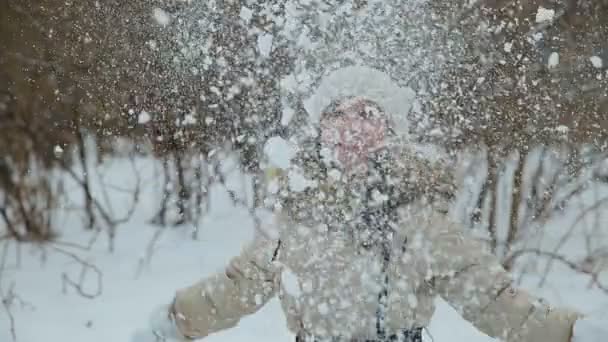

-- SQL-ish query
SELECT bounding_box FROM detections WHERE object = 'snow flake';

[288,169,317,192]
[226,85,241,100]
[371,189,389,204]
[264,136,296,169]
[327,168,342,182]
[209,86,221,96]
[535,7,555,23]
[318,302,330,315]
[590,56,603,69]
[146,40,158,50]
[257,33,274,58]
[53,145,64,156]
[428,127,443,137]
[296,225,311,237]
[138,111,151,124]
[239,6,254,22]
[407,294,418,308]
[555,125,569,134]
[254,294,263,306]
[181,113,196,126]
[267,178,280,194]
[281,105,295,126]
[281,267,302,298]
[339,298,352,309]
[547,52,559,68]
[503,42,513,53]
[301,279,314,293]
[152,8,171,27]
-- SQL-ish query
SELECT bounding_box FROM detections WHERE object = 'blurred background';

[1,1,608,341]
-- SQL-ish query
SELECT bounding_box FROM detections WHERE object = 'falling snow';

[152,8,171,27]
[590,56,603,69]
[138,111,151,124]
[548,52,560,68]
[257,33,274,58]
[281,267,302,298]
[4,1,608,342]
[535,7,555,23]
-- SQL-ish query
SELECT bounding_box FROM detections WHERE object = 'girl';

[132,94,604,342]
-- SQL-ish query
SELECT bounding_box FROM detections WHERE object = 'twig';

[135,224,166,278]
[49,239,91,251]
[0,239,10,291]
[52,153,141,251]
[50,245,103,299]
[538,196,608,286]
[209,156,269,240]
[505,247,608,294]
[96,155,142,251]
[0,239,17,341]
[0,206,23,241]
[52,156,115,229]
[111,156,141,225]
[0,287,17,342]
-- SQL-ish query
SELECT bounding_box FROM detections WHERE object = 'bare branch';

[111,156,142,225]
[209,154,269,240]
[505,247,608,295]
[136,224,166,278]
[0,287,17,342]
[50,245,103,299]
[0,239,17,341]
[48,239,91,251]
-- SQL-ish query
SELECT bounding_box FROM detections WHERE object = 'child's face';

[319,101,387,173]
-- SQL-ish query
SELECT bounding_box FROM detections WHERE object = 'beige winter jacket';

[170,207,580,341]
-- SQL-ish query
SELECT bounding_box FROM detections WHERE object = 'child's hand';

[131,303,188,342]
[571,315,607,342]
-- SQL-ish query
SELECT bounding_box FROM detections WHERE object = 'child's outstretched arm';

[132,231,281,341]
[421,213,581,342]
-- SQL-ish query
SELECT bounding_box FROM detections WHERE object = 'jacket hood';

[303,65,416,140]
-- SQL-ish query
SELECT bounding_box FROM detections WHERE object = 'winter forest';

[2,1,608,341]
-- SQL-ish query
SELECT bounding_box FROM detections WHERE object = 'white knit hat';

[302,65,417,139]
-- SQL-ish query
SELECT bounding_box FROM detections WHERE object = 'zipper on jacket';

[271,239,282,261]
[376,240,391,340]
[363,155,396,340]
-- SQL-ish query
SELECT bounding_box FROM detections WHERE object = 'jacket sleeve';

[170,232,281,339]
[424,215,580,342]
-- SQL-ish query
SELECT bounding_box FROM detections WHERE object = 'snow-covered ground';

[1,155,608,342]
